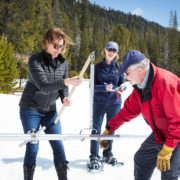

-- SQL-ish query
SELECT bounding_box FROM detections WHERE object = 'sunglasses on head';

[52,42,65,50]
[106,48,117,53]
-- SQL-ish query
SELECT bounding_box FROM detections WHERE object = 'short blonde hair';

[42,27,74,54]
[101,48,119,60]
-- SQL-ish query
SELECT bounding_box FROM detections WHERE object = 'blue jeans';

[90,103,121,157]
[134,133,180,180]
[20,107,66,167]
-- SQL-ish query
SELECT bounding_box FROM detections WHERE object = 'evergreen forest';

[0,0,179,93]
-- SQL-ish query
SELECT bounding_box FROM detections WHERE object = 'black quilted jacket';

[19,50,69,113]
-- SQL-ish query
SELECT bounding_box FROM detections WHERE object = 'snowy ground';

[0,80,163,180]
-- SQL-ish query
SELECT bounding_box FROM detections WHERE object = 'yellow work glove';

[99,129,111,149]
[157,144,174,172]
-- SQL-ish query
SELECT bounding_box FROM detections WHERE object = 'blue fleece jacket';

[93,59,125,104]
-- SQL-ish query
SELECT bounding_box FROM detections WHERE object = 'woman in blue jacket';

[89,41,125,170]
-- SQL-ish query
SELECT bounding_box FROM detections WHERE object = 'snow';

[0,80,164,179]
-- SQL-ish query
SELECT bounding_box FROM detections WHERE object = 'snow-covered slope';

[0,80,162,180]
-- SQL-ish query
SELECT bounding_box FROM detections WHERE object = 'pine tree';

[5,0,54,54]
[91,27,104,64]
[173,10,178,29]
[146,28,157,64]
[155,30,165,67]
[169,10,173,28]
[79,28,90,72]
[52,0,63,28]
[0,34,18,93]
[70,14,81,72]
[167,28,179,74]
[129,27,139,50]
[0,0,13,35]
[78,0,91,74]
[139,33,148,57]
[110,24,130,60]
[4,0,54,84]
[164,11,179,75]
[61,12,74,68]
[79,0,90,31]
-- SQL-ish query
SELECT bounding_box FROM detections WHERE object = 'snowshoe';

[103,156,124,167]
[87,155,104,172]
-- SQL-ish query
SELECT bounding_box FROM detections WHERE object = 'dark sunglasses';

[52,42,65,50]
[106,48,117,53]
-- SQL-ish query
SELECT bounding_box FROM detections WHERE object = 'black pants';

[134,133,180,180]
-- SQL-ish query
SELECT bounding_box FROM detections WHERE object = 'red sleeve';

[163,78,180,148]
[107,89,142,133]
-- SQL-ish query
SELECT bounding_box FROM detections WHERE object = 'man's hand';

[99,129,111,149]
[157,144,174,172]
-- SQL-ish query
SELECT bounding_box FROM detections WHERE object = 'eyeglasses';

[124,68,135,76]
[106,48,117,53]
[52,42,65,50]
[124,72,129,76]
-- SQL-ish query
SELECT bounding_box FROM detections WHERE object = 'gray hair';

[129,58,150,71]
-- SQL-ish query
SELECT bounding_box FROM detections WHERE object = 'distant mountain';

[0,0,179,78]
[59,0,165,34]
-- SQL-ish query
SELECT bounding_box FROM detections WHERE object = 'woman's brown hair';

[42,27,74,54]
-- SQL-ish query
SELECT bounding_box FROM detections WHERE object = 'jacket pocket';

[49,92,58,106]
[33,91,50,110]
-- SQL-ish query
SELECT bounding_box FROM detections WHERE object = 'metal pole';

[89,59,95,129]
[0,133,147,141]
[79,55,95,135]
[0,134,120,141]
[0,133,147,147]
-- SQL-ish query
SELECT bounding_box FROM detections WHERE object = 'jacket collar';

[133,63,154,103]
[102,58,116,67]
[41,50,65,68]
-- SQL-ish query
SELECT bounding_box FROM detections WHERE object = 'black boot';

[55,161,69,180]
[88,155,103,171]
[23,165,35,180]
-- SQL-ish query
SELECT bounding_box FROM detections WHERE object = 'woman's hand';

[63,97,71,106]
[64,76,83,86]
[105,83,113,91]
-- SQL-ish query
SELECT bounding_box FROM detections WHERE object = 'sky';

[89,0,180,29]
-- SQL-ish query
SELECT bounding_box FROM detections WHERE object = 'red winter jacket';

[107,63,180,148]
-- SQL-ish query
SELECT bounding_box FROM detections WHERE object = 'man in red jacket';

[100,50,180,180]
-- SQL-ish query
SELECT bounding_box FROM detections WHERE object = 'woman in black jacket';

[19,27,82,180]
